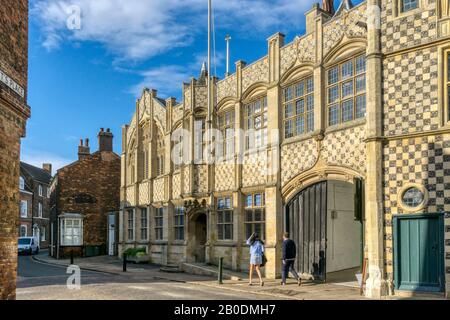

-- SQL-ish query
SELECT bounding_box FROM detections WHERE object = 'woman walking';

[246,232,265,286]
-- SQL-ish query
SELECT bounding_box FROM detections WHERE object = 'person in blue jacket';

[246,232,264,286]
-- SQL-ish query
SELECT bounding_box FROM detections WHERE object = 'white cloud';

[129,51,225,99]
[33,0,314,61]
[21,149,74,173]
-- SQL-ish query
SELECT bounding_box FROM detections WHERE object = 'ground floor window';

[155,207,164,240]
[217,197,233,240]
[174,207,185,241]
[40,226,46,242]
[127,210,135,241]
[61,218,83,246]
[140,208,148,241]
[20,225,27,237]
[244,193,266,240]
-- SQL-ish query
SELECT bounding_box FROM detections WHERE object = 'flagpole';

[207,0,212,160]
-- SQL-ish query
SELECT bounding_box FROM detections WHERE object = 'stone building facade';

[49,129,120,259]
[0,0,30,300]
[119,0,450,298]
[19,162,52,249]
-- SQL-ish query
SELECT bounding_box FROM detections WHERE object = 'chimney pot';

[80,139,83,146]
[85,138,89,147]
[98,127,114,152]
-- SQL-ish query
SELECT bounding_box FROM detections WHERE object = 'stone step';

[160,264,184,273]
[181,263,244,281]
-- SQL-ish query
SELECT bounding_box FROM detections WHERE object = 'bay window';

[60,216,83,246]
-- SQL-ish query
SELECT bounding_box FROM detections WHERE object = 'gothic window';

[244,96,268,149]
[327,55,366,126]
[283,77,314,138]
[217,110,235,158]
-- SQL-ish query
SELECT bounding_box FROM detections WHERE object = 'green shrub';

[123,247,147,257]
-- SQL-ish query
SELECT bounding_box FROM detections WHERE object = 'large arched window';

[327,54,366,126]
[283,76,314,139]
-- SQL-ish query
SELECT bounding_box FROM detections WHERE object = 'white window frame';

[38,202,43,218]
[19,177,25,190]
[20,200,28,218]
[20,225,27,237]
[41,226,46,242]
[38,185,43,197]
[60,217,83,246]
[127,209,135,241]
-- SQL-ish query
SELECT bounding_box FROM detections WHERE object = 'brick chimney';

[98,128,113,152]
[322,0,335,15]
[78,138,90,160]
[42,163,52,175]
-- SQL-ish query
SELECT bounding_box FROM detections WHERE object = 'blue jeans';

[282,260,300,283]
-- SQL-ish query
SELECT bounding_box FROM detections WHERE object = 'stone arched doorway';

[187,211,207,263]
[284,176,364,283]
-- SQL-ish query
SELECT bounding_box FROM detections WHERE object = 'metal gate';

[285,181,327,282]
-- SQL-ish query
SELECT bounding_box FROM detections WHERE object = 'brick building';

[119,0,450,299]
[19,162,52,249]
[0,0,30,300]
[49,129,120,259]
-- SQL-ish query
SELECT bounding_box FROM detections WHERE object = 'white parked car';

[18,237,39,255]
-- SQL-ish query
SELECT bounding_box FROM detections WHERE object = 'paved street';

[17,253,285,300]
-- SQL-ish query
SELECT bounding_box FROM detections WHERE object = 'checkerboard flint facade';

[119,0,450,298]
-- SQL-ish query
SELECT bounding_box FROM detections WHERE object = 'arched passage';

[285,179,363,283]
[187,210,207,263]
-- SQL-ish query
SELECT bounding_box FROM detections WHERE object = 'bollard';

[70,250,74,265]
[218,257,224,285]
[123,253,127,272]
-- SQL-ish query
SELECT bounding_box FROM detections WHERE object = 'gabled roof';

[20,162,52,184]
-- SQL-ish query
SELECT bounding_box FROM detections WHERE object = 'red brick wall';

[0,0,29,300]
[54,151,120,257]
[0,108,26,300]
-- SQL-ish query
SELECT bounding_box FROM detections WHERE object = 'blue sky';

[22,0,361,171]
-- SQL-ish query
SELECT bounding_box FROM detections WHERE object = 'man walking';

[281,232,302,286]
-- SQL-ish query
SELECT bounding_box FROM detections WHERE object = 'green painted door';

[393,214,445,292]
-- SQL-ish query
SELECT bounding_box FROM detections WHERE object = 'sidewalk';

[32,252,368,300]
[32,251,158,275]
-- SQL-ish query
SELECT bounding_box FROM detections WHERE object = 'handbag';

[261,254,268,267]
